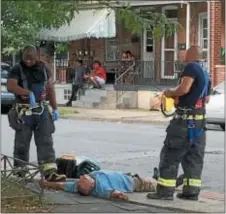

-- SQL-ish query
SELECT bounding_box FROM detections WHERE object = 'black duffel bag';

[56,155,101,178]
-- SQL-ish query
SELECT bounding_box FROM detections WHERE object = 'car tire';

[220,124,225,131]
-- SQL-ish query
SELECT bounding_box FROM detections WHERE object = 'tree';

[1,0,180,55]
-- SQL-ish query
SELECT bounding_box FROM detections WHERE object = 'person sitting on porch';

[84,60,106,89]
[126,50,135,61]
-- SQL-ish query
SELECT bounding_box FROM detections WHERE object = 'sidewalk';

[127,190,225,213]
[59,107,171,125]
[26,182,225,213]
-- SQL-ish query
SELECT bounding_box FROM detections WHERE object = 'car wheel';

[220,124,225,131]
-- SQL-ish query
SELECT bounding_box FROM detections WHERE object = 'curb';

[125,200,199,213]
[60,115,170,125]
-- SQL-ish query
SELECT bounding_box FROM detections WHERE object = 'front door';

[161,20,178,79]
[143,28,154,78]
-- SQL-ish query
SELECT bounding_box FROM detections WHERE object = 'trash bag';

[56,155,101,178]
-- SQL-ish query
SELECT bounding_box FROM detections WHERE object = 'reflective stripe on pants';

[183,178,201,187]
[157,177,176,187]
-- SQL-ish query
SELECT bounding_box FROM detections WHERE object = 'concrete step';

[72,100,94,108]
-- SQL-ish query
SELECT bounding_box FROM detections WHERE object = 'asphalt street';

[1,115,224,193]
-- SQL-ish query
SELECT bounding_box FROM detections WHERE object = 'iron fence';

[1,154,44,200]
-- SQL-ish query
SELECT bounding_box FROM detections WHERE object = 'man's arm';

[45,67,57,110]
[98,189,128,200]
[110,190,128,200]
[7,65,30,96]
[39,180,65,191]
[164,63,195,98]
[166,77,194,97]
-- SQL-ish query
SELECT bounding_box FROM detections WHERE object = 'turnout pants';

[157,117,206,197]
[8,106,57,176]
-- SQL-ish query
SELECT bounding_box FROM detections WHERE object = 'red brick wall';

[215,65,225,85]
[210,1,223,86]
[69,19,140,70]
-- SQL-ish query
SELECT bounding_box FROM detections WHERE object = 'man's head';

[185,45,201,63]
[93,60,101,69]
[77,175,95,196]
[126,50,132,57]
[22,45,38,67]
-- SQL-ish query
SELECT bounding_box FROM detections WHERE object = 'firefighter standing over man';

[147,46,211,201]
[7,45,66,181]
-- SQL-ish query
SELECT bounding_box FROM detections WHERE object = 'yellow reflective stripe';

[183,178,201,187]
[41,163,57,171]
[187,115,205,120]
[157,178,176,187]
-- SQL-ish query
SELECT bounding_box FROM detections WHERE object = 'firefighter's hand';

[28,92,36,108]
[164,89,174,98]
[52,109,59,121]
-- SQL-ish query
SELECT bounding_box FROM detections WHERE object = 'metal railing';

[114,61,136,104]
[1,154,43,201]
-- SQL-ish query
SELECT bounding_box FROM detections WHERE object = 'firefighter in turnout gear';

[146,46,211,201]
[7,45,66,181]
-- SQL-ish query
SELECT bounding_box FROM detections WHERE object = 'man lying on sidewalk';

[40,170,157,200]
[39,169,184,200]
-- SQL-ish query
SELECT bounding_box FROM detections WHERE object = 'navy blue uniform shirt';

[178,62,211,108]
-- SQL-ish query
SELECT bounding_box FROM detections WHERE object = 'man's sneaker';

[146,192,174,200]
[177,193,198,201]
[45,172,66,182]
[13,166,28,178]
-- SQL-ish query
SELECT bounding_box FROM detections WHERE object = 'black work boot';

[146,185,174,200]
[146,192,174,200]
[176,193,198,201]
[44,170,67,182]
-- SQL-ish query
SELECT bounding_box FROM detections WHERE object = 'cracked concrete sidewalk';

[26,182,225,213]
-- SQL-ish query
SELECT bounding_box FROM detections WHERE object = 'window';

[199,14,208,50]
[56,51,69,67]
[146,30,154,52]
[64,89,71,100]
[165,9,178,19]
[105,39,120,61]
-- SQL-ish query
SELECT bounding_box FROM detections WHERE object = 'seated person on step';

[39,168,184,201]
[84,60,106,89]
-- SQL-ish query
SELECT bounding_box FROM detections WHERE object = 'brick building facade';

[65,1,225,86]
[43,1,224,86]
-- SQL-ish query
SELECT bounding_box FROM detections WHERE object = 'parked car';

[1,62,16,112]
[206,82,225,130]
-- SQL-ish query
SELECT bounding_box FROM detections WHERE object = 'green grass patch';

[59,107,79,116]
[1,178,54,213]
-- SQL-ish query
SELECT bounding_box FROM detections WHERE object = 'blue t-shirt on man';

[90,170,135,198]
[63,170,135,199]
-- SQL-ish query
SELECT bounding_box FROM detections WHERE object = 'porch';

[52,0,224,87]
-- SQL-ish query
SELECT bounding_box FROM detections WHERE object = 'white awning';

[38,9,116,42]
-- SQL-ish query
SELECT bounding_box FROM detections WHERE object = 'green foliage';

[1,0,180,55]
